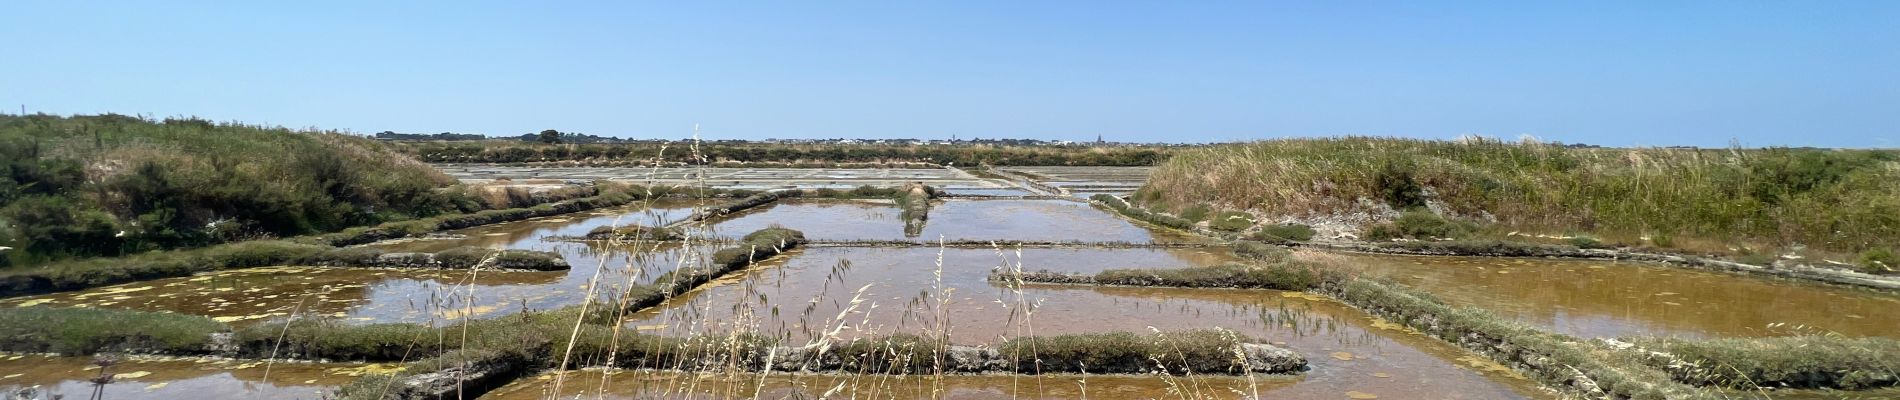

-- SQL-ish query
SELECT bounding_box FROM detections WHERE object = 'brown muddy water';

[624,247,1547,399]
[0,202,714,326]
[1342,252,1900,339]
[703,199,1200,243]
[0,354,385,399]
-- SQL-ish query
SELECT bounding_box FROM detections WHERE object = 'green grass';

[1251,223,1316,243]
[1140,137,1900,266]
[0,306,224,355]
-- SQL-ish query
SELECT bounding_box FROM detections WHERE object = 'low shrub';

[1093,194,1197,231]
[1566,235,1609,249]
[431,247,487,267]
[1252,223,1316,243]
[1373,210,1479,240]
[0,306,225,355]
[1234,241,1291,262]
[1858,247,1896,274]
[489,250,568,271]
[1208,211,1256,232]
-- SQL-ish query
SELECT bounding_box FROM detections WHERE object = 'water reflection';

[1343,252,1900,338]
[623,247,1546,400]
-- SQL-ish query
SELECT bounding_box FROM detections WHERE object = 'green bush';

[1858,248,1896,274]
[1366,210,1478,240]
[1234,241,1290,262]
[1252,223,1316,243]
[0,306,225,355]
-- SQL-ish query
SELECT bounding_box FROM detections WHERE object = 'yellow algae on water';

[15,298,53,307]
[1279,292,1328,301]
[1330,351,1354,361]
[1346,391,1379,399]
[1455,355,1527,380]
[144,382,169,391]
[113,371,153,379]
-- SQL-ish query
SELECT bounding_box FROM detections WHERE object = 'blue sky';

[3,2,1896,147]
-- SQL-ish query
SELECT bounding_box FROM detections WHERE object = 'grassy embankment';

[1133,137,1900,273]
[395,140,1174,166]
[995,248,1900,396]
[0,114,507,267]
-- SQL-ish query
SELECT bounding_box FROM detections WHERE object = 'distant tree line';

[393,141,1174,166]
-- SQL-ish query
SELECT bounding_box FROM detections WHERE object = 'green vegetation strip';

[1092,194,1196,231]
[0,241,567,297]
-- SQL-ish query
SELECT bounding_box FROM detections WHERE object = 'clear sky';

[3,1,1896,147]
